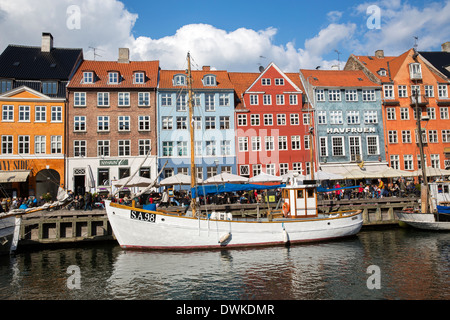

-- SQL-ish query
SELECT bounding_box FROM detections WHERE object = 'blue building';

[157,67,237,185]
[299,69,387,177]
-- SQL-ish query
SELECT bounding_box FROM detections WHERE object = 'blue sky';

[0,0,449,71]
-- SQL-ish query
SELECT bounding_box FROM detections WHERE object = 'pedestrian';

[84,192,92,211]
[161,189,169,208]
[335,183,341,200]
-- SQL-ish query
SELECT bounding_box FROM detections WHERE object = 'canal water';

[0,227,449,301]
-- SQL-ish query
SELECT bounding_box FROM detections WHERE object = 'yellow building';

[0,86,65,199]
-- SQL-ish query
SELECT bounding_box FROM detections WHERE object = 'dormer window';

[108,72,119,84]
[173,74,186,86]
[42,81,58,95]
[134,72,145,84]
[203,75,216,86]
[378,69,387,77]
[409,63,422,80]
[83,72,93,84]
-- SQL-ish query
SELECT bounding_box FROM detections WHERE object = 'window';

[319,137,327,157]
[74,92,86,106]
[289,95,298,105]
[1,136,13,154]
[290,114,299,125]
[98,116,110,132]
[291,136,301,150]
[328,89,341,101]
[51,106,62,122]
[240,165,250,177]
[331,137,345,156]
[35,106,46,122]
[417,154,427,169]
[51,136,62,154]
[138,115,151,131]
[304,135,310,150]
[138,92,150,106]
[203,75,217,86]
[177,141,188,156]
[378,69,387,77]
[35,136,46,154]
[19,105,30,122]
[237,114,247,126]
[409,63,422,80]
[429,130,438,143]
[205,94,215,111]
[118,92,130,106]
[362,89,376,101]
[221,141,231,156]
[277,114,286,125]
[176,116,188,130]
[345,90,358,101]
[265,136,274,151]
[431,154,440,169]
[425,85,434,98]
[98,168,110,186]
[364,111,378,124]
[162,116,173,130]
[97,93,109,106]
[176,94,187,112]
[0,79,12,93]
[386,108,396,120]
[2,105,13,121]
[400,108,409,120]
[349,136,361,162]
[293,162,302,174]
[219,94,230,106]
[162,141,173,157]
[317,111,327,124]
[108,72,119,84]
[42,81,57,95]
[250,95,258,105]
[252,164,262,177]
[251,136,261,151]
[173,75,186,86]
[402,130,411,143]
[18,136,29,154]
[118,140,131,156]
[316,89,325,102]
[97,140,110,157]
[193,94,201,107]
[347,111,360,124]
[443,130,450,143]
[275,78,284,86]
[251,114,260,126]
[404,155,413,170]
[219,116,230,129]
[161,93,172,106]
[440,107,449,120]
[427,107,436,120]
[262,78,271,86]
[266,164,276,176]
[74,116,86,132]
[388,130,398,144]
[383,85,394,99]
[264,114,273,126]
[390,155,400,170]
[330,111,343,124]
[276,95,285,105]
[411,85,420,98]
[303,114,311,125]
[205,116,215,130]
[193,116,202,130]
[438,84,448,98]
[238,137,248,152]
[398,85,408,98]
[135,72,145,84]
[83,72,93,84]
[278,136,288,150]
[205,141,216,156]
[74,140,86,157]
[263,95,272,105]
[280,163,289,175]
[367,136,379,155]
[118,116,130,131]
[415,129,427,143]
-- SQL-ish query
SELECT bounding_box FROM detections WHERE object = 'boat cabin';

[281,177,318,218]
[429,181,450,209]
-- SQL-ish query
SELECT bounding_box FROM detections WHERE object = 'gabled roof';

[245,62,303,93]
[299,69,380,88]
[0,45,83,80]
[349,54,397,82]
[68,60,160,89]
[228,72,260,108]
[159,69,234,90]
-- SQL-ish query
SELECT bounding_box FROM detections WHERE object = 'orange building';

[346,48,450,173]
[0,86,66,199]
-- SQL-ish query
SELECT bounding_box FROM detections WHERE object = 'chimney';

[202,66,210,71]
[442,42,450,53]
[41,32,53,53]
[118,48,130,63]
[375,50,384,58]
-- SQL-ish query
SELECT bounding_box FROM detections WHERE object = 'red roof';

[299,69,380,87]
[159,69,234,90]
[68,60,160,88]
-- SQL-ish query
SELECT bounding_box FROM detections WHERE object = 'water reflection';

[0,229,449,300]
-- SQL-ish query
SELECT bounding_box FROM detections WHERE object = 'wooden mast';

[187,53,197,217]
[414,89,429,213]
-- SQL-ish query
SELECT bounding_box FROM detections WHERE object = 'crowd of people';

[0,193,52,213]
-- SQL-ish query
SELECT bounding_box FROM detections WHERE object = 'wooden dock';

[16,197,418,249]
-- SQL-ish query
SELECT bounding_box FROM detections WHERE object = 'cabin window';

[307,189,315,198]
[297,190,304,198]
[444,185,449,194]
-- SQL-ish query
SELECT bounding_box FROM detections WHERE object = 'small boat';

[105,52,363,251]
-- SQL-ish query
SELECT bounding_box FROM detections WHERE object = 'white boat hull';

[0,215,17,254]
[396,212,450,231]
[105,201,363,250]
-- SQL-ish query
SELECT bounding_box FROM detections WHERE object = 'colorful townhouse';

[157,67,236,182]
[299,69,386,177]
[0,33,83,199]
[345,47,450,172]
[229,63,311,178]
[66,49,159,195]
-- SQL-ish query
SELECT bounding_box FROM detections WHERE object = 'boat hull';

[0,216,16,255]
[105,201,363,250]
[396,211,450,231]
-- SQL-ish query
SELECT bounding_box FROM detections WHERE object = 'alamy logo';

[67,265,81,290]
[66,5,81,30]
[366,5,381,30]
[366,265,381,290]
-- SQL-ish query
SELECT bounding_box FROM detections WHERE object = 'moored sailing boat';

[105,53,363,250]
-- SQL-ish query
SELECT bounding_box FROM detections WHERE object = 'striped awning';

[0,170,30,183]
